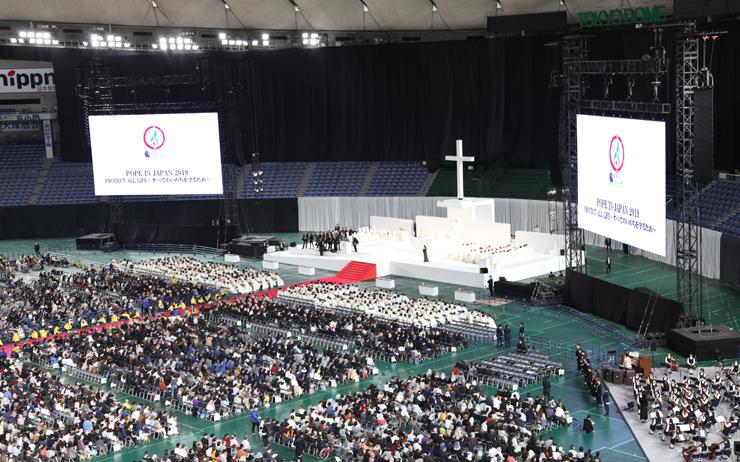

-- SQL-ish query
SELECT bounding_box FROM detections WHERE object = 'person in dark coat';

[294,434,305,461]
[422,245,429,262]
[487,276,494,297]
[542,374,552,402]
[603,389,610,416]
[583,415,594,434]
[639,389,650,422]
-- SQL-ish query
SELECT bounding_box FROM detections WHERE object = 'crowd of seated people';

[22,313,377,421]
[0,356,178,460]
[57,266,221,309]
[220,296,467,361]
[9,254,44,273]
[278,282,496,330]
[112,256,283,294]
[0,267,221,345]
[134,433,258,462]
[631,361,740,459]
[262,371,591,462]
[0,256,13,280]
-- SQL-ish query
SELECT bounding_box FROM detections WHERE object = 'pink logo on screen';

[608,135,625,187]
[143,126,165,157]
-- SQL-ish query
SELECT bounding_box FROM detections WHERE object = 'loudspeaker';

[559,249,565,256]
[479,267,489,274]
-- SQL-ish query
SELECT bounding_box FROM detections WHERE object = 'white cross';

[445,139,475,200]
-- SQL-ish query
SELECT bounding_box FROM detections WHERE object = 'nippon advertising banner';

[89,113,224,196]
[0,68,55,93]
[577,114,666,256]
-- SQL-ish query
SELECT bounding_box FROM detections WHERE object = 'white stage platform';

[264,239,565,288]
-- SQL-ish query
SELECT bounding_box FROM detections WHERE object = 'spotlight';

[9,38,17,43]
[497,0,502,9]
[161,43,167,50]
[29,38,36,44]
[432,3,438,12]
[18,39,24,44]
[221,39,228,45]
[176,36,183,44]
[228,39,235,45]
[262,40,269,46]
[115,42,122,48]
[251,40,258,46]
[35,32,43,38]
[100,41,107,47]
[184,44,192,50]
[302,32,308,39]
[82,41,88,46]
[218,32,226,40]
[261,33,269,40]
[192,45,199,50]
[176,43,183,50]
[184,38,191,44]
[560,0,565,4]
[150,0,158,7]
[19,31,27,38]
[294,5,300,12]
[224,1,230,9]
[168,37,175,44]
[151,43,158,49]
[363,4,369,13]
[159,37,167,44]
[106,34,114,42]
[124,42,131,48]
[91,40,99,47]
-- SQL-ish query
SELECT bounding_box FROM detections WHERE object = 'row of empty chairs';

[461,351,563,390]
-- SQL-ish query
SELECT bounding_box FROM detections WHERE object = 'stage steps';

[334,261,376,282]
[297,162,316,196]
[27,158,54,205]
[358,162,379,195]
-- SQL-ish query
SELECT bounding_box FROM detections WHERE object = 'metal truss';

[674,22,702,321]
[558,37,587,271]
[580,99,671,114]
[574,58,668,75]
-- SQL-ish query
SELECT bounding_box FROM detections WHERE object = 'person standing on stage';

[422,245,429,262]
[605,237,612,254]
[487,275,494,297]
[543,374,552,402]
[606,255,612,273]
[301,234,308,249]
[504,323,511,348]
[352,236,359,253]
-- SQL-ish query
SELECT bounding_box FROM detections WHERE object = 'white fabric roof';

[1,0,673,31]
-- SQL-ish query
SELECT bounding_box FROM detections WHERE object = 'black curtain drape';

[2,19,739,172]
[565,269,683,333]
[239,37,559,170]
[719,233,740,285]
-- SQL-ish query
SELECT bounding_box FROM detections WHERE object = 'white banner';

[0,68,55,93]
[43,120,54,158]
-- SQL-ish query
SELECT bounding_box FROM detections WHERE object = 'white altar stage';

[265,140,566,287]
[263,236,565,287]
